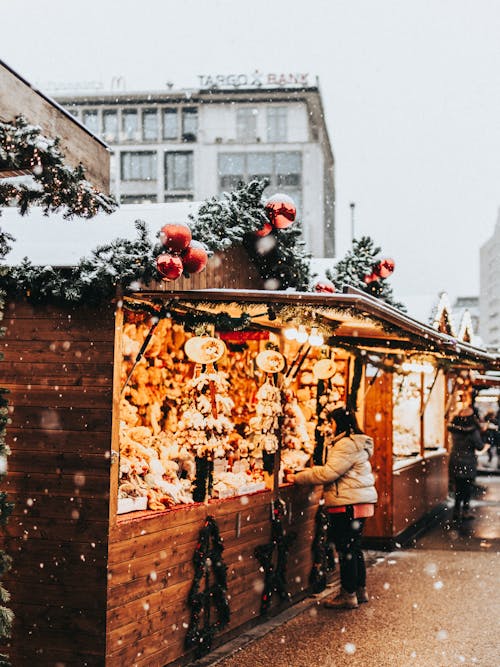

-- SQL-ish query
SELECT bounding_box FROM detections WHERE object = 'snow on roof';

[0,202,199,266]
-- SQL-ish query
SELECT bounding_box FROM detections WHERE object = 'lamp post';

[350,202,355,244]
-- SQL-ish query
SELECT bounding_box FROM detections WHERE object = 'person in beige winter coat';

[286,407,377,609]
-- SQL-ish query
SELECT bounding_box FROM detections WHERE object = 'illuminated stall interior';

[116,288,498,541]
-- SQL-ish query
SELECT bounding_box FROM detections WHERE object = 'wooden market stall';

[1,284,499,666]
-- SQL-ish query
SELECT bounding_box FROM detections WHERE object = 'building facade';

[480,210,500,348]
[56,78,335,256]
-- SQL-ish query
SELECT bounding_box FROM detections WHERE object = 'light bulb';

[296,328,308,344]
[308,333,324,346]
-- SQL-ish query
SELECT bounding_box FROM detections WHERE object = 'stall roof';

[129,287,500,371]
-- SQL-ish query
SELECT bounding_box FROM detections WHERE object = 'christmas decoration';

[0,115,116,218]
[185,516,230,657]
[182,241,209,274]
[255,222,273,237]
[4,180,312,304]
[156,253,184,281]
[376,257,395,279]
[190,179,312,290]
[314,279,336,294]
[176,366,236,502]
[159,223,192,254]
[309,505,336,593]
[249,379,283,474]
[254,499,296,614]
[4,220,159,304]
[327,236,405,311]
[264,194,297,230]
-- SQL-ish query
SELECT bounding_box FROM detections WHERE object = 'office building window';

[236,107,258,142]
[267,106,287,142]
[218,152,301,206]
[182,108,198,142]
[121,151,157,180]
[82,110,99,134]
[103,111,118,142]
[165,194,194,202]
[218,153,245,190]
[247,153,273,182]
[163,109,178,140]
[143,109,158,141]
[120,194,158,204]
[122,109,139,141]
[165,152,193,191]
[276,151,301,186]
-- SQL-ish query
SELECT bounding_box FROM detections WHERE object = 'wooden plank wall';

[0,299,115,665]
[106,485,320,667]
[146,246,265,293]
[392,455,448,535]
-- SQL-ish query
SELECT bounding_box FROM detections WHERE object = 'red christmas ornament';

[364,271,379,285]
[265,193,296,230]
[255,222,273,237]
[156,253,184,281]
[159,223,192,254]
[314,279,336,294]
[181,241,208,274]
[376,258,395,279]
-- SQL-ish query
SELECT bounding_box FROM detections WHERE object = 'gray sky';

[3,0,500,308]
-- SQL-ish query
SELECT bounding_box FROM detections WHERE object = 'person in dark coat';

[448,406,484,521]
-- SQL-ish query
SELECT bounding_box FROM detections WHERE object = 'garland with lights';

[309,505,335,593]
[0,116,116,218]
[185,516,230,658]
[254,500,296,615]
[2,220,159,304]
[0,281,14,666]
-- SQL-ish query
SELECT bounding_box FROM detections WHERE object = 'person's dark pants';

[328,509,366,594]
[454,477,473,516]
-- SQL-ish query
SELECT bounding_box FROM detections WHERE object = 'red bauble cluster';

[256,194,297,236]
[314,279,336,294]
[156,223,208,281]
[364,258,396,284]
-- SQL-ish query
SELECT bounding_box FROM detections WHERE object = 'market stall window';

[116,308,349,516]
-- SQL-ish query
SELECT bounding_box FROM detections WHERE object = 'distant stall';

[1,284,498,666]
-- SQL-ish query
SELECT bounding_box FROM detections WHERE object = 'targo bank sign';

[198,71,311,89]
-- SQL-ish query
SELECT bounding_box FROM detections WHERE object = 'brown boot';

[356,587,369,603]
[323,588,358,609]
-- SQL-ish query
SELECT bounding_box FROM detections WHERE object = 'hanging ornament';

[314,279,336,294]
[376,258,395,279]
[182,240,209,274]
[255,222,273,237]
[156,253,184,281]
[159,222,192,254]
[265,194,296,230]
[364,271,379,284]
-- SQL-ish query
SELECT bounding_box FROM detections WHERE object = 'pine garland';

[254,500,296,614]
[2,220,159,304]
[309,505,335,593]
[185,516,230,657]
[0,116,116,218]
[190,179,313,290]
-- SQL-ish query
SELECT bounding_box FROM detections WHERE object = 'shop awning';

[128,287,500,371]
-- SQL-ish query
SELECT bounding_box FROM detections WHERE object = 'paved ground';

[195,477,500,667]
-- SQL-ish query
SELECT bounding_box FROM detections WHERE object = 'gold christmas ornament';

[184,337,226,364]
[312,358,337,381]
[255,350,285,374]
